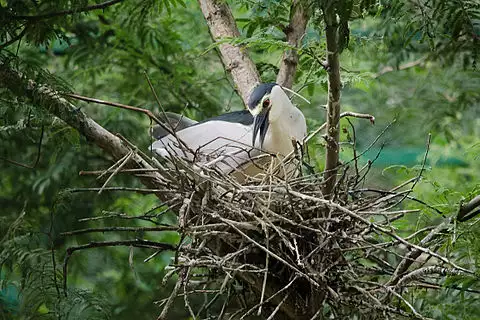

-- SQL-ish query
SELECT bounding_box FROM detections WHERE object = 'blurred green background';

[1,0,479,319]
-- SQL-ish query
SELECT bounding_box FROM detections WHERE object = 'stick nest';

[67,131,474,320]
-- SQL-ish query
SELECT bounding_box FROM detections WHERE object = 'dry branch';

[457,194,480,221]
[66,93,163,125]
[62,239,175,293]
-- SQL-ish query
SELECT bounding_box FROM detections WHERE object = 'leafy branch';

[11,0,124,21]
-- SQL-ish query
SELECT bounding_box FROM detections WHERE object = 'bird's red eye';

[263,99,270,108]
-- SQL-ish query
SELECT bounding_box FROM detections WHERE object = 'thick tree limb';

[321,5,342,198]
[276,0,310,89]
[0,63,163,193]
[197,0,261,106]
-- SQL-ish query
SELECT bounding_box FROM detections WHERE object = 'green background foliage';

[1,0,479,319]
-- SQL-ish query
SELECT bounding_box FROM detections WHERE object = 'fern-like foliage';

[0,51,72,149]
[1,213,111,319]
[376,0,480,67]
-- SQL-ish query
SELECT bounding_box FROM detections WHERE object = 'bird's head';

[247,83,295,148]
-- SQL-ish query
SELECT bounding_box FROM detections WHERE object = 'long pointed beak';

[252,109,269,148]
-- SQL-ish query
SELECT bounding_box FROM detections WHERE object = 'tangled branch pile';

[62,124,475,320]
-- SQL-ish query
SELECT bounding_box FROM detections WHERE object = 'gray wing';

[151,120,259,174]
[152,112,198,139]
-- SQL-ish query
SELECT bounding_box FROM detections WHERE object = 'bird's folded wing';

[150,120,259,173]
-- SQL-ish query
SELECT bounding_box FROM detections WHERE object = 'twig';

[346,119,359,180]
[97,152,132,180]
[257,228,269,316]
[60,226,177,237]
[183,268,196,320]
[309,307,323,320]
[239,276,298,320]
[64,187,177,194]
[12,0,123,20]
[386,287,432,320]
[386,133,431,209]
[344,119,394,168]
[0,27,27,50]
[351,188,443,215]
[0,125,44,169]
[457,195,480,222]
[65,93,164,126]
[304,111,375,144]
[98,150,133,194]
[375,57,426,77]
[158,268,185,320]
[413,280,480,294]
[63,240,175,293]
[79,168,161,175]
[212,212,320,287]
[266,291,290,320]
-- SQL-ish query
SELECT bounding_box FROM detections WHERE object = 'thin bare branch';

[457,194,480,222]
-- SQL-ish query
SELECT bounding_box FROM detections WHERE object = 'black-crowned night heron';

[150,83,307,181]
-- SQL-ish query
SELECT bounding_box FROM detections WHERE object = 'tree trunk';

[321,6,341,199]
[276,0,309,89]
[197,0,261,106]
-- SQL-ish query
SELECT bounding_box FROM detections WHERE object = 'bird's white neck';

[260,88,306,155]
[263,105,306,156]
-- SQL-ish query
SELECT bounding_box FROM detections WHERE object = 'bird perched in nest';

[150,83,307,181]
